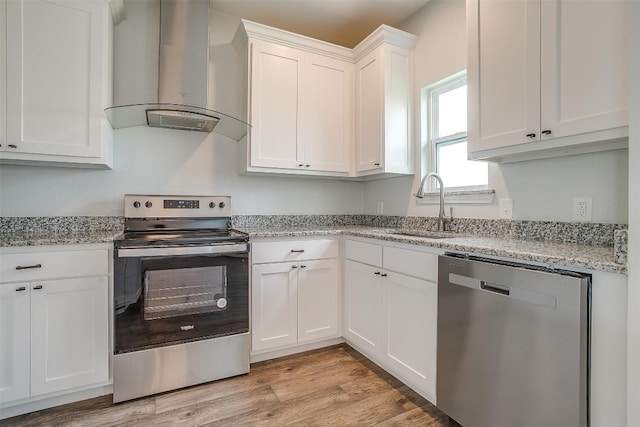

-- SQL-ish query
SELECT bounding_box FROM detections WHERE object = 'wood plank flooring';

[1,344,454,427]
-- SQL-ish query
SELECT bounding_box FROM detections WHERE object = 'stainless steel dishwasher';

[437,253,591,427]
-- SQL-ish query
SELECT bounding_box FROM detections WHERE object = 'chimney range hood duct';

[105,0,248,140]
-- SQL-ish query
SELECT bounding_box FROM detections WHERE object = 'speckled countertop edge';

[241,226,625,275]
[0,231,124,247]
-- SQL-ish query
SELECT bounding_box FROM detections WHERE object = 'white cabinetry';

[0,0,113,169]
[467,0,630,162]
[0,246,109,407]
[238,21,353,177]
[251,238,340,354]
[343,238,440,401]
[353,26,417,177]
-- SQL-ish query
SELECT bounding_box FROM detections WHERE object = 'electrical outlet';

[572,197,592,221]
[376,201,384,215]
[499,199,513,219]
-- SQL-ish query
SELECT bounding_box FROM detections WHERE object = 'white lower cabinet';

[344,238,440,401]
[0,246,109,407]
[382,271,437,399]
[251,238,340,353]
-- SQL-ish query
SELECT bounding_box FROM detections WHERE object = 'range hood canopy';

[105,0,249,140]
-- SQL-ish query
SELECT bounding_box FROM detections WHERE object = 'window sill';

[415,188,496,205]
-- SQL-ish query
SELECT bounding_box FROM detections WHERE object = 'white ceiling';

[210,0,431,48]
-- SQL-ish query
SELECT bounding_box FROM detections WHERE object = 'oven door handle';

[116,243,249,258]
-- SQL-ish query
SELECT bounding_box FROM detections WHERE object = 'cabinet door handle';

[33,285,43,290]
[305,165,311,168]
[374,271,381,275]
[374,163,380,166]
[300,265,307,268]
[526,133,536,138]
[380,273,388,277]
[8,144,17,149]
[541,129,552,135]
[291,249,305,253]
[298,164,304,167]
[16,263,42,270]
[291,265,298,269]
[15,286,27,292]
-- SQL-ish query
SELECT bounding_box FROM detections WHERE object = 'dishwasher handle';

[480,281,510,296]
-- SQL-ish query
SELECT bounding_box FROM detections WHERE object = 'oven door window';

[114,253,248,354]
[144,266,227,320]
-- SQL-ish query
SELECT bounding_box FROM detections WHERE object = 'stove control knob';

[133,201,141,208]
[209,202,215,208]
[145,201,153,208]
[218,202,226,208]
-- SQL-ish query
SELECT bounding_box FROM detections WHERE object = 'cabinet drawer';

[252,239,338,264]
[0,249,108,283]
[383,246,438,282]
[345,239,382,267]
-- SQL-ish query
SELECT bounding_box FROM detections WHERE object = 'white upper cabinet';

[467,0,630,162]
[238,21,353,177]
[354,27,417,177]
[302,53,352,173]
[236,20,416,179]
[1,0,113,168]
[248,40,304,170]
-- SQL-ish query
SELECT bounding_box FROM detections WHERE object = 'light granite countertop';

[0,230,124,247]
[0,224,624,274]
[240,226,625,274]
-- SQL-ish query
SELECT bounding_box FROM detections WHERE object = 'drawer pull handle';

[33,285,43,290]
[300,265,307,268]
[291,249,305,253]
[374,163,380,166]
[16,263,42,270]
[292,265,298,269]
[380,273,388,277]
[8,144,17,149]
[15,286,26,292]
[374,271,381,275]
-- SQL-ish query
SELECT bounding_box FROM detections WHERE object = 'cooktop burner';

[119,229,249,247]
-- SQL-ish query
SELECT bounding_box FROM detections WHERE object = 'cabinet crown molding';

[237,19,353,62]
[353,24,418,62]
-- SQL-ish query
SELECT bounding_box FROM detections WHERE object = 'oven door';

[114,243,249,354]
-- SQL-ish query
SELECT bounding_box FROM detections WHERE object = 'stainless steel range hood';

[105,0,248,140]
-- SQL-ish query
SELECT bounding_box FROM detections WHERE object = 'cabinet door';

[355,48,383,172]
[251,262,298,352]
[302,54,352,172]
[540,0,629,139]
[382,272,437,399]
[249,39,304,169]
[298,259,339,343]
[467,0,540,152]
[382,44,413,175]
[343,260,382,357]
[6,0,106,157]
[30,276,109,396]
[0,282,30,404]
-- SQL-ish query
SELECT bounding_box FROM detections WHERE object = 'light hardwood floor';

[2,344,454,426]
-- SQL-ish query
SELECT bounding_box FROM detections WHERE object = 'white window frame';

[421,70,487,192]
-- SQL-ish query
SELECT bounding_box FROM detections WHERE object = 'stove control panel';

[125,195,232,218]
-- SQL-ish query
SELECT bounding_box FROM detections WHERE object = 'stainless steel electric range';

[112,195,249,403]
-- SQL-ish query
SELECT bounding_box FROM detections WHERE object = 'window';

[421,71,487,191]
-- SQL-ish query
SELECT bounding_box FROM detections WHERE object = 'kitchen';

[0,0,638,426]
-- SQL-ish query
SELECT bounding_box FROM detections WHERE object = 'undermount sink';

[390,229,458,239]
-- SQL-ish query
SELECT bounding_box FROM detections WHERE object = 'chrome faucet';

[415,172,449,232]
